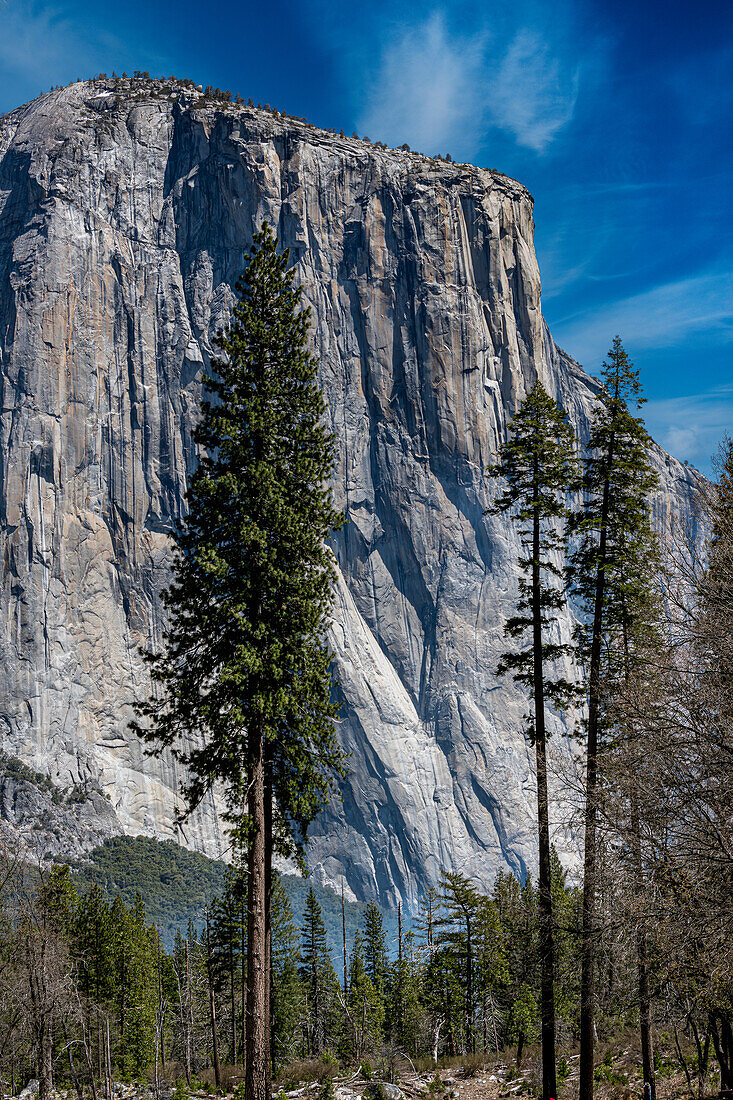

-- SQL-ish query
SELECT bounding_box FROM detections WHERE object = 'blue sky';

[1,0,731,472]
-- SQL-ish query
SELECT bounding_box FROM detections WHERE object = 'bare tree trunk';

[230,947,238,1068]
[66,1029,84,1100]
[710,1013,733,1091]
[489,990,499,1055]
[432,1018,442,1065]
[397,903,404,1047]
[673,1026,695,1100]
[38,1016,53,1099]
[97,1021,103,1085]
[689,1016,711,1098]
[154,1020,160,1099]
[245,718,268,1100]
[361,996,367,1061]
[465,916,475,1056]
[81,1019,98,1100]
[155,991,168,1098]
[158,948,167,1071]
[206,912,222,1089]
[183,940,192,1086]
[341,884,348,1000]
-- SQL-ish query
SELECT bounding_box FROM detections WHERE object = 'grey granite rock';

[0,80,700,904]
[0,771,120,862]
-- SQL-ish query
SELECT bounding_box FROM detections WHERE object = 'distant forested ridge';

[69,835,403,952]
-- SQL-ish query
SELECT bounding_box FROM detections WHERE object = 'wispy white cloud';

[487,28,580,152]
[356,12,486,154]
[351,3,585,157]
[552,269,733,368]
[645,386,733,472]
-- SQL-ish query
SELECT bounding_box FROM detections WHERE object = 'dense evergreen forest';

[69,836,387,952]
[0,832,730,1097]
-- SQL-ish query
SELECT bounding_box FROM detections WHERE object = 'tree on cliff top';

[488,379,581,1100]
[132,223,346,1100]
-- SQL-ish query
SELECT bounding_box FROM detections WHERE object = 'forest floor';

[13,1056,710,1100]
[322,1059,710,1100]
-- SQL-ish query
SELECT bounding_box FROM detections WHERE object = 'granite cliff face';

[0,79,699,906]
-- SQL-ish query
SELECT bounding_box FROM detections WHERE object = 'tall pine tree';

[299,888,339,1056]
[133,224,346,1100]
[488,379,580,1100]
[570,336,659,1100]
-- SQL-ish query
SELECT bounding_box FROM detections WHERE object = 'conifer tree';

[435,873,486,1054]
[210,873,244,1065]
[74,883,114,1081]
[299,888,338,1056]
[474,895,509,1055]
[38,866,79,936]
[415,887,439,959]
[271,875,305,1070]
[570,337,658,1100]
[362,903,388,998]
[121,896,157,1079]
[393,929,423,1056]
[348,931,384,1059]
[488,379,580,1099]
[133,224,345,1100]
[424,938,461,1057]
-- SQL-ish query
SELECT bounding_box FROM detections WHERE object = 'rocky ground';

[12,1055,723,1100]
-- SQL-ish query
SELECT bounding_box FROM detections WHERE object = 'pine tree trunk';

[246,718,268,1100]
[158,950,167,1069]
[579,472,611,1100]
[265,765,273,1093]
[241,894,247,1069]
[579,656,600,1100]
[532,491,557,1100]
[81,1020,98,1100]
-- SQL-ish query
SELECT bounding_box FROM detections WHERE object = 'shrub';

[276,1058,339,1090]
[319,1080,335,1100]
[363,1086,392,1100]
